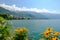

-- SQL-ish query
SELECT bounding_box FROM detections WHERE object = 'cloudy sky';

[0,0,60,14]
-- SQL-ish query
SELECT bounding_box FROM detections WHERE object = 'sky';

[0,0,60,13]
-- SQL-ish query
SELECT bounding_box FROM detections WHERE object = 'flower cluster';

[40,28,60,40]
[14,27,28,40]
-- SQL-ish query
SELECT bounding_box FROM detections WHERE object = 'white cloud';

[0,3,60,14]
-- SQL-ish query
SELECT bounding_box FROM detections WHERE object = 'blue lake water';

[8,20,60,40]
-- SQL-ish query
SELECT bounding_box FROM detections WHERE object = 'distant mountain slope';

[42,13,60,19]
[0,7,21,20]
[0,7,60,19]
[0,7,48,19]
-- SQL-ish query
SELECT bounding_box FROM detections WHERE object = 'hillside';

[0,7,60,19]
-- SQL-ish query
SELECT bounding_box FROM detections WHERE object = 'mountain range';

[0,7,60,19]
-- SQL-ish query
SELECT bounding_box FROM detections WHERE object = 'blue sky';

[0,0,60,13]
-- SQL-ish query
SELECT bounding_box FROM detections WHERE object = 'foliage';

[0,17,11,40]
[14,27,29,40]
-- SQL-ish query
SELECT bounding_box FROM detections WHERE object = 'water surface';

[8,20,60,40]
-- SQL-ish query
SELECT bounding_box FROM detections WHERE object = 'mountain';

[42,13,60,19]
[0,7,20,20]
[0,7,48,19]
[0,7,60,19]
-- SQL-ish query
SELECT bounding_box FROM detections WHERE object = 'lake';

[8,20,60,40]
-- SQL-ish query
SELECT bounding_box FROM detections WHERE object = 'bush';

[0,17,11,40]
[14,27,29,40]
